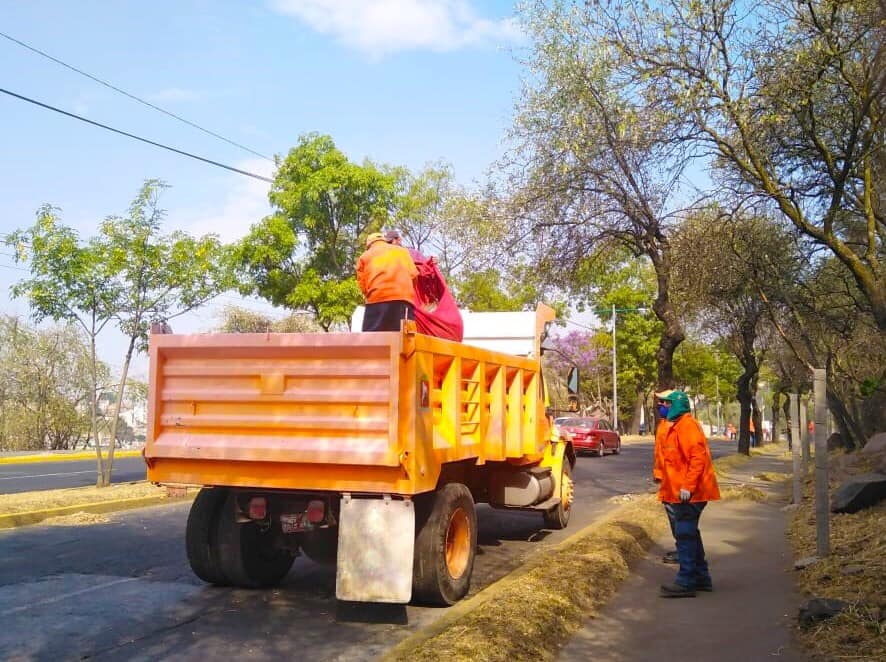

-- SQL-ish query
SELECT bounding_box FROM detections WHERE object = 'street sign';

[567,367,579,395]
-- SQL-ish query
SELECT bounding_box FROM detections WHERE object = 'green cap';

[665,390,691,421]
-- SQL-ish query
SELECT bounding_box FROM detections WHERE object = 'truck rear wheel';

[216,493,295,588]
[543,457,574,530]
[412,483,477,606]
[299,528,338,565]
[186,488,229,585]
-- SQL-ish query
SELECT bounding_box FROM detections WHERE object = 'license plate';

[281,513,308,534]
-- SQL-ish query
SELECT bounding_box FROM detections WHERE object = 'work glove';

[679,488,691,502]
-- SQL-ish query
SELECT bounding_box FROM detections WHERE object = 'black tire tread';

[186,488,229,585]
[215,493,295,588]
[412,483,477,606]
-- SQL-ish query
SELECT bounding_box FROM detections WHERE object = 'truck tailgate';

[146,332,402,467]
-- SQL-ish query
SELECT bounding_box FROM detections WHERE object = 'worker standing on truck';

[356,232,418,332]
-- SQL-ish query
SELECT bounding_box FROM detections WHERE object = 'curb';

[0,450,143,465]
[380,497,657,661]
[0,493,195,530]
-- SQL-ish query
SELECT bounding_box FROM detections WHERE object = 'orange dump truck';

[144,304,575,605]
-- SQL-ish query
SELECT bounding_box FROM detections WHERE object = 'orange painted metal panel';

[146,322,551,495]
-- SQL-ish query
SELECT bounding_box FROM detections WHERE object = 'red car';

[556,417,621,456]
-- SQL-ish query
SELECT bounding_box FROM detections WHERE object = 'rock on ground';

[798,598,849,628]
[830,472,886,514]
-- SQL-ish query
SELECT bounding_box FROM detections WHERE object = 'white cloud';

[269,0,522,57]
[147,87,203,103]
[176,158,275,243]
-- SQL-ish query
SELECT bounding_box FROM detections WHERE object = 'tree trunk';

[736,359,758,456]
[628,389,644,434]
[826,387,866,450]
[650,246,685,391]
[90,329,105,487]
[102,338,136,487]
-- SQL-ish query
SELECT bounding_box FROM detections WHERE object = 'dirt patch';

[42,512,112,526]
[1,482,171,516]
[788,454,886,661]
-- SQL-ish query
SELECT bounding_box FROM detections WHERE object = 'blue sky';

[1,0,525,376]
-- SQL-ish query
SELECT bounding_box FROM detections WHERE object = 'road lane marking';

[0,577,140,616]
[0,470,96,480]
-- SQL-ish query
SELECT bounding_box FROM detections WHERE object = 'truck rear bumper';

[147,457,413,495]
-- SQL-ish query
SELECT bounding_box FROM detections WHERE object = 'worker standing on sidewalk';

[656,390,721,598]
[653,389,679,566]
[356,232,418,332]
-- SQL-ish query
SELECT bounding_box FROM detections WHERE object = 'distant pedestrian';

[356,232,418,332]
[749,417,757,448]
[655,390,721,598]
[727,422,736,441]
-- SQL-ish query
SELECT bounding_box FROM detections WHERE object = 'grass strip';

[0,481,167,516]
[0,449,142,464]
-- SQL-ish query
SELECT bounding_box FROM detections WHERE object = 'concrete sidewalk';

[558,449,807,662]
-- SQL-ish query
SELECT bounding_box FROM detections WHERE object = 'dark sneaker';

[660,583,696,598]
[694,579,713,592]
[662,551,679,565]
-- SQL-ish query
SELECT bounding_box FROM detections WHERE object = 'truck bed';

[145,325,549,495]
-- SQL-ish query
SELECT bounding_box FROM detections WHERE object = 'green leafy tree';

[236,133,395,330]
[601,0,886,329]
[8,209,120,473]
[0,317,103,451]
[98,180,231,481]
[9,181,231,484]
[217,304,321,333]
[508,1,691,390]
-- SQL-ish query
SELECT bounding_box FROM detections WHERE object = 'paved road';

[0,441,733,661]
[0,456,146,494]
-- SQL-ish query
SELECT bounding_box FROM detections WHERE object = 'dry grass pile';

[788,452,886,661]
[755,471,791,482]
[713,453,751,478]
[1,481,170,515]
[720,485,767,502]
[386,496,666,662]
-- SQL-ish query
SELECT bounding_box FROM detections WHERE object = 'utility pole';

[611,303,618,431]
[813,369,830,556]
[790,393,802,505]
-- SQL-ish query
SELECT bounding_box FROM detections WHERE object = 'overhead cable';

[0,30,273,162]
[0,87,274,183]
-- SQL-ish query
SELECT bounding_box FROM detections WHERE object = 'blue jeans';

[664,502,711,588]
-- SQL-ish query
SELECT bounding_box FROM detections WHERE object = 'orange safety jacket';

[653,418,667,482]
[356,242,418,305]
[657,414,720,504]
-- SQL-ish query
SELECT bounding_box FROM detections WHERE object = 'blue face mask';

[657,404,670,419]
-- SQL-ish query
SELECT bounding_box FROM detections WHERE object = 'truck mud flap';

[335,494,415,603]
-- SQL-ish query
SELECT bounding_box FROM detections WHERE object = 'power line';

[0,87,274,184]
[0,30,273,162]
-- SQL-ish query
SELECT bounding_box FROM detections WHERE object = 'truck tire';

[299,528,338,565]
[186,487,229,585]
[216,493,295,588]
[543,457,574,530]
[412,483,477,606]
